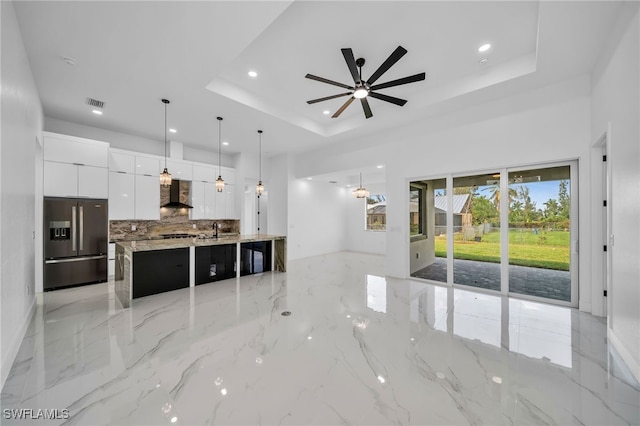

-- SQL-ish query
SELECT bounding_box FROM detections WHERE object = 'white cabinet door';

[109,151,135,173]
[135,174,160,220]
[220,167,236,184]
[109,172,135,219]
[193,164,216,182]
[44,134,109,167]
[44,161,78,197]
[166,159,193,181]
[191,181,206,220]
[136,156,160,176]
[204,182,217,219]
[225,184,237,219]
[78,165,108,198]
[214,185,227,219]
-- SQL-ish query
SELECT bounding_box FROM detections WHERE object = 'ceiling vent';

[86,97,105,109]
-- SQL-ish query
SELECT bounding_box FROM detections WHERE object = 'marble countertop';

[116,234,285,252]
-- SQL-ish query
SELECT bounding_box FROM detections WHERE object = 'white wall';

[293,76,594,310]
[1,0,43,389]
[44,117,236,167]
[287,178,348,260]
[265,153,289,237]
[346,182,386,255]
[591,3,640,382]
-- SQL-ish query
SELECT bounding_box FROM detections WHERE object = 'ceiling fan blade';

[341,48,361,84]
[305,74,353,90]
[307,92,352,104]
[366,46,408,85]
[370,72,426,91]
[332,96,355,118]
[360,98,373,119]
[369,92,407,106]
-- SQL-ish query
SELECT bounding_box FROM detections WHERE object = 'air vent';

[329,180,338,184]
[86,97,105,109]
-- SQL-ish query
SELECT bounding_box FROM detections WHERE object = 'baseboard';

[578,302,592,314]
[608,326,640,384]
[0,297,36,390]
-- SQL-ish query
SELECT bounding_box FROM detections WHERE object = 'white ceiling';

[14,1,623,159]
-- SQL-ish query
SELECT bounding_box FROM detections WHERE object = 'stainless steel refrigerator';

[44,197,108,290]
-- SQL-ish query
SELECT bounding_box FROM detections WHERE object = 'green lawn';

[434,229,570,271]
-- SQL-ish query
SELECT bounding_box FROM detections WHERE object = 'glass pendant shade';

[256,180,264,196]
[160,168,172,188]
[353,172,369,198]
[160,99,172,187]
[216,175,225,192]
[353,187,370,198]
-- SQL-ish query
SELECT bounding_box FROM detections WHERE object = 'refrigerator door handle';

[71,205,77,252]
[79,206,84,251]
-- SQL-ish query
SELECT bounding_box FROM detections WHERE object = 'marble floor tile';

[1,251,638,425]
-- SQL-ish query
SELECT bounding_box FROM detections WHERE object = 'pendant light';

[215,116,225,192]
[353,172,370,198]
[159,99,172,187]
[256,130,265,197]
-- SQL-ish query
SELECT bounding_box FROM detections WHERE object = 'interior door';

[78,199,108,256]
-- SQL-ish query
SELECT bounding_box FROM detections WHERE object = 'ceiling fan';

[305,46,426,119]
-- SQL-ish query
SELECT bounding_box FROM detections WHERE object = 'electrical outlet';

[131,225,137,231]
[192,224,197,229]
[416,253,420,259]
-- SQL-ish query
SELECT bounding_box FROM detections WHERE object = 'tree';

[558,180,570,219]
[483,184,516,212]
[470,195,498,225]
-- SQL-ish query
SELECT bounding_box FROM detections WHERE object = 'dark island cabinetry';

[132,248,189,298]
[240,242,272,276]
[195,244,237,285]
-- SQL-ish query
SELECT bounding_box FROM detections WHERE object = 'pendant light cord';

[164,102,167,169]
[218,117,222,173]
[258,130,262,181]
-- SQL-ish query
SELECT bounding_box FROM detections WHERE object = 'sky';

[434,180,567,211]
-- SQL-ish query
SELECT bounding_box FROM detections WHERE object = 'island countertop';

[116,234,285,253]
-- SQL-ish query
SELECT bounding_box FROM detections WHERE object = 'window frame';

[410,183,427,241]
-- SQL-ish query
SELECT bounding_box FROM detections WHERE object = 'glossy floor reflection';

[1,252,638,425]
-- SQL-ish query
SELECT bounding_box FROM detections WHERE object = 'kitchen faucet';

[212,222,218,239]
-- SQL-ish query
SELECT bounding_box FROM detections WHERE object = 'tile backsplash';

[109,219,239,242]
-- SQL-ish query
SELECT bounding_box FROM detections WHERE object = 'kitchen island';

[114,234,286,308]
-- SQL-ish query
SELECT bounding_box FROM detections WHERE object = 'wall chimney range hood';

[162,179,193,209]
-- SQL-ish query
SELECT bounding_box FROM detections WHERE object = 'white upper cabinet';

[135,174,160,220]
[191,181,217,220]
[109,151,135,174]
[136,155,160,176]
[220,166,236,184]
[192,164,216,182]
[164,159,192,181]
[78,166,109,198]
[109,172,135,219]
[44,133,109,167]
[44,162,79,197]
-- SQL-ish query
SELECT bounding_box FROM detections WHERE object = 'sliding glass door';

[410,161,578,306]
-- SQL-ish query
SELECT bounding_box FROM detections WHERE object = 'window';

[366,194,386,231]
[410,184,425,238]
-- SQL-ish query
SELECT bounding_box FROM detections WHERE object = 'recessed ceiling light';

[222,141,229,146]
[323,110,330,115]
[169,128,177,133]
[307,177,313,180]
[376,165,383,169]
[248,70,258,78]
[92,109,103,115]
[478,43,491,52]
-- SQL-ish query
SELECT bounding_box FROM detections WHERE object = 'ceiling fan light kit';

[306,45,426,119]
